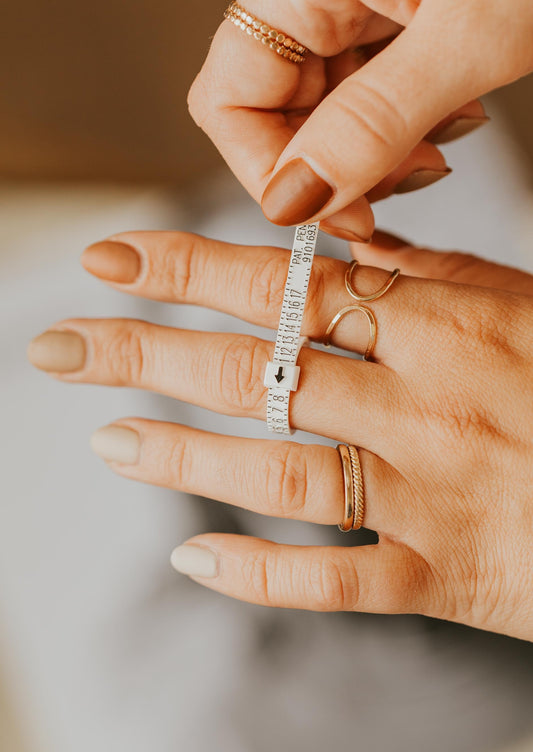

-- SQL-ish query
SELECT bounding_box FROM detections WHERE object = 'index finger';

[188,1,370,201]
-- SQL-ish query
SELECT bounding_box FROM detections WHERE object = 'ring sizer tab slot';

[264,362,301,391]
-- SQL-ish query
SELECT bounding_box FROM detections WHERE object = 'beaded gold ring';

[223,2,308,64]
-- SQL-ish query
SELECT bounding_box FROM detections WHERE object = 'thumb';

[260,16,484,227]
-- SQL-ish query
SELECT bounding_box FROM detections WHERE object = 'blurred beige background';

[1,3,533,751]
[0,0,225,184]
[1,0,532,185]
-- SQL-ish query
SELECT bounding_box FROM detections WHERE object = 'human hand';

[27,232,533,640]
[189,0,533,239]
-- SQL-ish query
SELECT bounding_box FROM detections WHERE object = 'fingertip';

[318,197,375,243]
[348,229,414,266]
[368,229,412,251]
[81,240,141,284]
[170,543,220,579]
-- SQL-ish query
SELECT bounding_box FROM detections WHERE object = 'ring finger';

[91,418,409,534]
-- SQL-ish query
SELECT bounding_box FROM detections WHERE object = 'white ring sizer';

[264,223,319,434]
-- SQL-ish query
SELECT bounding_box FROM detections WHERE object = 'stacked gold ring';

[337,444,365,532]
[324,260,400,361]
[224,2,308,64]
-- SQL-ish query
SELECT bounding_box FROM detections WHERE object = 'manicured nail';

[90,425,140,464]
[371,229,411,250]
[319,223,372,243]
[261,158,334,226]
[170,545,219,578]
[429,116,489,145]
[81,241,140,284]
[394,168,451,195]
[27,330,86,373]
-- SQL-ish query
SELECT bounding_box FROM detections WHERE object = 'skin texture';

[187,0,533,235]
[28,231,533,640]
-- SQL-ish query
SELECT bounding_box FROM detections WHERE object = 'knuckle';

[426,542,483,625]
[243,549,361,611]
[307,555,357,611]
[163,435,190,488]
[187,75,210,131]
[167,232,198,300]
[249,253,286,314]
[216,336,268,412]
[335,78,408,150]
[293,1,364,57]
[264,442,307,518]
[433,251,481,283]
[304,262,328,335]
[249,254,329,336]
[420,388,502,451]
[440,406,493,443]
[107,322,150,384]
[243,548,274,605]
[447,293,515,360]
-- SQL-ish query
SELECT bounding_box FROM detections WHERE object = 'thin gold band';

[345,260,400,302]
[223,2,308,64]
[323,304,376,360]
[337,444,365,532]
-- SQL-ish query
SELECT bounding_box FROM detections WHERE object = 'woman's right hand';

[188,0,533,239]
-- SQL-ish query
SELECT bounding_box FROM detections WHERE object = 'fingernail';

[170,545,219,578]
[90,425,140,464]
[394,168,451,195]
[429,116,489,145]
[319,223,372,243]
[371,229,411,249]
[261,158,334,226]
[27,330,86,373]
[81,241,141,284]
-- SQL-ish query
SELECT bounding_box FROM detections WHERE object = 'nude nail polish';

[261,158,334,226]
[90,425,140,464]
[429,116,489,145]
[393,168,451,195]
[27,330,86,373]
[81,241,140,283]
[170,545,219,578]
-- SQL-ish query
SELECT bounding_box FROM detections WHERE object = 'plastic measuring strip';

[263,222,319,434]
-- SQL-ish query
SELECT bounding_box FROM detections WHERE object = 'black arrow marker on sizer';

[275,366,284,383]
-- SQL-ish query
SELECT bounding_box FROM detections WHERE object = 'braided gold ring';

[337,444,365,532]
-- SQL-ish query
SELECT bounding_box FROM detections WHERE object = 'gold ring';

[323,304,376,361]
[345,260,400,302]
[337,444,365,532]
[223,2,308,64]
[323,261,400,360]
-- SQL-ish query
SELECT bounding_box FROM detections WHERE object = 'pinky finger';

[351,231,533,294]
[170,534,428,614]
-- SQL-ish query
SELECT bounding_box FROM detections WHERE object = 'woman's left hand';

[27,231,533,640]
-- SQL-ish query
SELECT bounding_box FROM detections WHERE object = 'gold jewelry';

[337,444,365,532]
[323,305,376,361]
[323,260,400,360]
[345,260,400,302]
[223,2,308,64]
